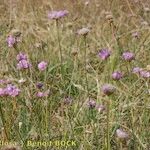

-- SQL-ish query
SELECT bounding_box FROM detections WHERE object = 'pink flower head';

[17,60,32,69]
[122,51,135,61]
[98,49,111,60]
[132,67,143,74]
[116,129,129,139]
[37,91,45,97]
[7,35,16,47]
[102,84,115,96]
[36,90,50,98]
[16,52,27,61]
[48,10,69,19]
[38,61,47,71]
[5,84,20,97]
[87,99,96,108]
[140,70,150,78]
[112,71,123,80]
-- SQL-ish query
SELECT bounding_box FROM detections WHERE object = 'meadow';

[0,0,150,150]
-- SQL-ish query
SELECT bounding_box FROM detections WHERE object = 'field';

[0,0,150,150]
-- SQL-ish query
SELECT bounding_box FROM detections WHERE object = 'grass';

[0,0,150,150]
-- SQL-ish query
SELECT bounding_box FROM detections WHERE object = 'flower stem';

[107,100,110,150]
[84,36,90,99]
[56,20,63,76]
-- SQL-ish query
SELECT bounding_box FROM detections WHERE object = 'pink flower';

[38,61,47,71]
[5,84,20,97]
[122,51,135,61]
[17,60,32,69]
[116,129,129,139]
[16,52,27,61]
[140,70,150,78]
[7,35,16,47]
[98,49,111,60]
[36,90,50,98]
[37,92,45,97]
[48,10,69,20]
[112,71,123,80]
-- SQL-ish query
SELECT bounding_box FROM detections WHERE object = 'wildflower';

[16,52,27,61]
[98,49,111,60]
[87,99,96,108]
[5,84,20,97]
[36,82,43,89]
[77,28,90,36]
[37,91,45,97]
[102,84,115,96]
[122,51,135,61]
[112,71,123,80]
[36,90,50,98]
[7,35,16,47]
[48,10,69,20]
[132,67,143,74]
[0,79,11,84]
[140,70,150,78]
[116,129,129,139]
[17,60,32,69]
[38,61,47,71]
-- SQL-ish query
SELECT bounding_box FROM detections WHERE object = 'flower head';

[36,90,50,98]
[122,51,135,61]
[38,61,47,71]
[140,70,150,78]
[98,49,111,60]
[48,10,68,19]
[102,84,115,96]
[87,99,96,108]
[112,71,123,80]
[5,84,20,97]
[116,129,129,139]
[16,52,27,61]
[36,82,43,89]
[17,60,32,69]
[77,28,90,36]
[132,67,143,74]
[7,35,16,47]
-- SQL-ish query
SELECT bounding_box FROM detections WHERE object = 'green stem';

[84,36,90,99]
[107,100,110,150]
[56,20,63,75]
